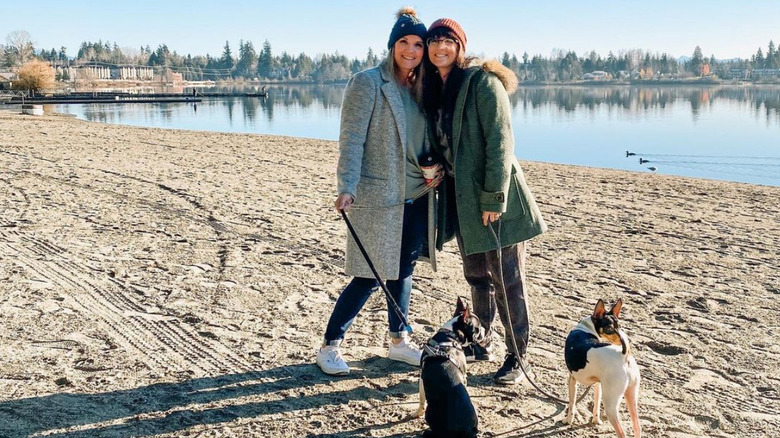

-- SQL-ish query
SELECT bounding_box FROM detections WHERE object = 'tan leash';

[487,220,591,405]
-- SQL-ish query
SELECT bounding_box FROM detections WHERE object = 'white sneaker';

[387,336,422,366]
[316,345,350,376]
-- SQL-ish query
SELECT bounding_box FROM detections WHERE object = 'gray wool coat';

[337,61,436,280]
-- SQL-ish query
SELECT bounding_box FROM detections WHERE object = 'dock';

[6,96,202,105]
[3,90,267,105]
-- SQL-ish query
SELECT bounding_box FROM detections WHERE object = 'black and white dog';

[564,298,641,438]
[414,297,486,438]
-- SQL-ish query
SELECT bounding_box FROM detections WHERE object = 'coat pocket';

[355,175,390,207]
[501,173,528,221]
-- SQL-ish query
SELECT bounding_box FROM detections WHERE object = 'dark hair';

[422,27,473,119]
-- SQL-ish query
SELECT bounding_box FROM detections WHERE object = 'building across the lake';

[61,65,182,83]
[582,71,611,81]
[724,68,780,80]
[752,68,780,78]
[0,72,16,90]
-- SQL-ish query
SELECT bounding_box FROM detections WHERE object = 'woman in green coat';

[422,18,547,385]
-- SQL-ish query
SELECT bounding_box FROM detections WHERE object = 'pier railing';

[0,90,29,103]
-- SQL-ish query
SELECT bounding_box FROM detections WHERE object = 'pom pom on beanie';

[388,7,427,49]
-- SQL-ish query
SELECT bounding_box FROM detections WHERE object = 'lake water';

[46,84,780,187]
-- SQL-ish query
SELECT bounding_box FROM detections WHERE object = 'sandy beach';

[1,110,778,437]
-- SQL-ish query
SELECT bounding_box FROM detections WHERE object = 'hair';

[421,27,474,119]
[386,46,424,105]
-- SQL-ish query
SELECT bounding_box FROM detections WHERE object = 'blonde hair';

[386,48,423,105]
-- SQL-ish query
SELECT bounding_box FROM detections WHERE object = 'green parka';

[435,60,547,255]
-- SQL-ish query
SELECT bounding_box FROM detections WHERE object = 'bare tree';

[121,46,145,65]
[5,30,35,67]
[14,59,55,93]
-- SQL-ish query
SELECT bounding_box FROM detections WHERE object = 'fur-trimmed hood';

[434,57,546,254]
[471,59,518,95]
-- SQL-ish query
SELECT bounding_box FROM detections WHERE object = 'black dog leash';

[340,209,411,331]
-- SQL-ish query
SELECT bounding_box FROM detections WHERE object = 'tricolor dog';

[414,297,485,438]
[564,298,641,438]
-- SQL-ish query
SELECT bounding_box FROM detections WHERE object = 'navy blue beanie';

[387,7,427,49]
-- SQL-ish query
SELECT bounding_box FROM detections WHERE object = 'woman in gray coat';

[316,8,441,376]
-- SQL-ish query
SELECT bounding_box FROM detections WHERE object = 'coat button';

[496,193,504,201]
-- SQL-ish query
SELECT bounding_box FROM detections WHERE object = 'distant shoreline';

[39,77,780,91]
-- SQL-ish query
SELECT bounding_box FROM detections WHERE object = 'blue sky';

[3,1,779,61]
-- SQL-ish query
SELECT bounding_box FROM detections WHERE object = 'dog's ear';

[593,299,606,318]
[610,298,623,318]
[456,297,467,315]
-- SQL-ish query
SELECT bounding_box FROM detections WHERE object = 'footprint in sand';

[683,368,739,390]
[188,263,213,273]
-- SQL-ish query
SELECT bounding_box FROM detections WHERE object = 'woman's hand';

[482,211,502,226]
[334,193,355,212]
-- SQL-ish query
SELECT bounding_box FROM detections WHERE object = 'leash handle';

[340,209,411,331]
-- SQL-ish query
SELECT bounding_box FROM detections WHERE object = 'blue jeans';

[323,197,427,344]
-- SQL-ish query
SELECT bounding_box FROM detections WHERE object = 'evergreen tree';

[583,50,599,73]
[148,44,171,66]
[558,51,582,81]
[530,55,552,81]
[767,40,778,68]
[293,53,314,79]
[277,51,294,79]
[606,51,618,75]
[257,40,273,78]
[659,53,671,74]
[755,47,764,68]
[236,40,258,78]
[220,40,234,71]
[314,53,350,83]
[350,58,361,74]
[688,46,704,75]
[365,48,378,69]
[501,52,511,68]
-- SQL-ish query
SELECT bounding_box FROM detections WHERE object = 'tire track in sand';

[0,177,30,229]
[0,231,254,376]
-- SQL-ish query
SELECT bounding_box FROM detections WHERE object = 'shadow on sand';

[0,359,420,438]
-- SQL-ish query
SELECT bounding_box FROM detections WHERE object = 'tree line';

[2,30,779,83]
[503,43,780,82]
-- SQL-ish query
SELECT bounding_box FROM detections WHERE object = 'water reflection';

[51,84,780,127]
[511,86,780,124]
[47,84,780,186]
[509,85,780,186]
